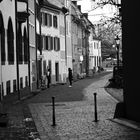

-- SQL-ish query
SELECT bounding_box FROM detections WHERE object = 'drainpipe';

[15,0,20,100]
[27,0,31,92]
[39,4,42,87]
[64,13,69,67]
[34,0,38,89]
[62,7,69,69]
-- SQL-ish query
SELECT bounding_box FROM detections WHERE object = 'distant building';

[89,37,102,72]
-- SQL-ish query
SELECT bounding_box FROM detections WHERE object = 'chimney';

[77,5,81,11]
[72,1,77,6]
[83,13,88,19]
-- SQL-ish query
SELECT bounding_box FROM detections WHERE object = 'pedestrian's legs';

[69,79,72,87]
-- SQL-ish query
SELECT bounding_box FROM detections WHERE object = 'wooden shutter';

[45,13,47,26]
[51,36,53,50]
[50,14,52,27]
[46,36,48,50]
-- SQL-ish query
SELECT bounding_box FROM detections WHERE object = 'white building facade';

[0,0,30,101]
[89,38,102,72]
[40,1,68,85]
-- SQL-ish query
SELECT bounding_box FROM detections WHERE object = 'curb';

[110,118,140,131]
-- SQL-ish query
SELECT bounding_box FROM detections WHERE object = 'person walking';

[46,68,51,88]
[68,68,73,87]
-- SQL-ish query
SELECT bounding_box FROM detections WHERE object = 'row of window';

[0,76,28,96]
[42,12,58,28]
[94,56,101,67]
[42,36,60,51]
[0,19,28,65]
[94,42,100,49]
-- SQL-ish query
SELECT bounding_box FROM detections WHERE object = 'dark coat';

[68,68,73,80]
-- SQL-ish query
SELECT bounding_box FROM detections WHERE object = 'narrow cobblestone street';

[27,72,140,140]
[1,72,140,140]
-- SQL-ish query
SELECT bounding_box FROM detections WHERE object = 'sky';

[77,0,117,24]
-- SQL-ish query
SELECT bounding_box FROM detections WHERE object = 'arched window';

[0,12,5,65]
[18,23,23,64]
[23,28,28,63]
[7,18,14,64]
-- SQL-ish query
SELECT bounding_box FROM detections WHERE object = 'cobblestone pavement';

[28,74,140,140]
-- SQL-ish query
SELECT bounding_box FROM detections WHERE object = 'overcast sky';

[77,0,117,24]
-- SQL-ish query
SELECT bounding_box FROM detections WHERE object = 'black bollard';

[52,96,56,126]
[94,93,98,122]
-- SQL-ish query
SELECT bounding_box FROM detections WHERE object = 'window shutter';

[48,36,51,50]
[42,13,45,25]
[46,36,48,50]
[45,13,47,26]
[54,37,56,51]
[42,36,46,50]
[50,14,52,27]
[53,15,57,28]
[58,38,60,51]
[53,16,55,27]
[51,37,53,50]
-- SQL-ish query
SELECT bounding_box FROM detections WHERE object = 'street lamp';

[115,35,120,68]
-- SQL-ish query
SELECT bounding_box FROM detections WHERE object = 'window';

[6,80,11,95]
[0,13,5,65]
[42,12,52,27]
[42,12,45,25]
[45,36,48,50]
[53,15,57,28]
[20,77,23,89]
[13,79,17,92]
[42,35,46,50]
[18,26,23,64]
[50,36,53,50]
[94,56,96,66]
[49,14,52,27]
[45,36,53,51]
[54,37,60,51]
[23,28,28,63]
[7,18,14,64]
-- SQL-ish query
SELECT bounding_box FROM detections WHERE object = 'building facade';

[0,0,30,101]
[36,0,69,86]
[89,38,102,72]
[28,0,37,91]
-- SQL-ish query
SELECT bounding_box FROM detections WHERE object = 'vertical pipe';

[117,45,119,68]
[34,0,39,89]
[15,0,20,100]
[94,92,98,122]
[52,96,56,126]
[39,4,42,88]
[27,0,31,91]
[64,14,67,66]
